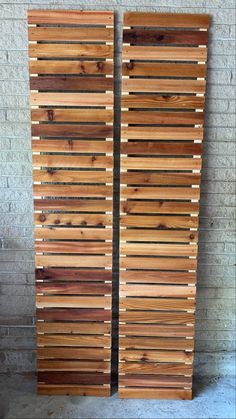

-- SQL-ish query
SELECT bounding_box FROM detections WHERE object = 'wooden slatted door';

[119,12,210,399]
[28,10,114,396]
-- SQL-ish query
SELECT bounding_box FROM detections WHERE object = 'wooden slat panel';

[119,11,209,399]
[28,10,114,396]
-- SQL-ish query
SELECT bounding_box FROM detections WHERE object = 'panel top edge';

[123,12,210,29]
[28,10,114,25]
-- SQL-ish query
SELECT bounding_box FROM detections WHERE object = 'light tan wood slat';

[33,171,112,184]
[122,62,206,78]
[120,257,197,271]
[119,311,195,324]
[119,388,192,400]
[121,142,202,156]
[123,12,210,28]
[121,95,205,109]
[121,157,201,171]
[33,155,113,169]
[36,282,111,295]
[33,185,112,198]
[120,297,195,312]
[123,46,207,61]
[120,324,194,337]
[28,10,114,25]
[35,228,112,241]
[120,271,196,285]
[120,172,201,186]
[120,215,198,229]
[37,334,111,347]
[38,360,110,372]
[120,229,198,243]
[31,93,113,107]
[120,187,200,200]
[29,27,113,42]
[122,79,206,94]
[120,337,194,350]
[36,296,111,309]
[32,140,113,154]
[35,241,112,254]
[37,322,110,335]
[38,347,110,360]
[35,255,112,268]
[38,385,110,397]
[32,109,113,123]
[120,243,197,257]
[30,60,113,75]
[120,285,196,298]
[34,213,112,226]
[29,44,113,59]
[119,363,192,375]
[122,111,204,126]
[121,127,203,140]
[121,201,199,215]
[119,349,193,363]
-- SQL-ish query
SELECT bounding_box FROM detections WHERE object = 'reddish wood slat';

[28,9,114,396]
[119,11,209,399]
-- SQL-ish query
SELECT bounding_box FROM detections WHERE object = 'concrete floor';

[0,375,235,419]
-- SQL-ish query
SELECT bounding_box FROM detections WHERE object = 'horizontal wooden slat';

[120,257,197,271]
[120,187,200,200]
[31,124,113,138]
[123,46,207,61]
[35,242,112,255]
[123,29,208,45]
[36,283,111,295]
[31,93,113,107]
[122,111,204,125]
[29,27,113,42]
[121,95,205,109]
[122,62,206,78]
[35,227,112,241]
[121,127,203,140]
[33,155,112,168]
[119,363,192,375]
[30,77,113,92]
[32,139,112,154]
[35,255,112,268]
[32,109,113,123]
[30,60,113,75]
[120,337,194,350]
[29,44,113,58]
[37,322,110,334]
[120,324,194,337]
[119,311,195,324]
[33,185,112,198]
[33,171,112,184]
[119,388,192,400]
[28,10,114,25]
[120,349,193,363]
[34,213,112,226]
[120,214,198,229]
[36,295,111,309]
[120,271,196,285]
[36,268,112,282]
[122,79,205,94]
[124,12,210,28]
[38,360,110,372]
[120,243,197,257]
[37,335,110,348]
[120,284,196,298]
[120,297,195,311]
[121,157,201,170]
[37,308,111,321]
[121,201,199,215]
[38,385,110,397]
[38,371,110,385]
[120,172,201,186]
[38,347,110,360]
[121,142,202,156]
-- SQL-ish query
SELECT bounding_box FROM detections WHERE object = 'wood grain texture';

[28,9,114,395]
[119,11,209,399]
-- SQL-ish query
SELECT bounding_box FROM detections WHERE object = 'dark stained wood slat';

[38,360,110,373]
[36,282,111,295]
[38,372,110,385]
[35,268,112,282]
[38,347,111,360]
[123,29,208,45]
[122,62,206,78]
[30,77,113,92]
[123,12,210,28]
[28,10,114,25]
[31,124,113,138]
[36,308,111,321]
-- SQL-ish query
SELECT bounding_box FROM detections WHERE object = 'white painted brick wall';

[0,0,235,377]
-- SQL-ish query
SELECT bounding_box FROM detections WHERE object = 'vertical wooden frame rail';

[119,12,210,399]
[28,10,114,396]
